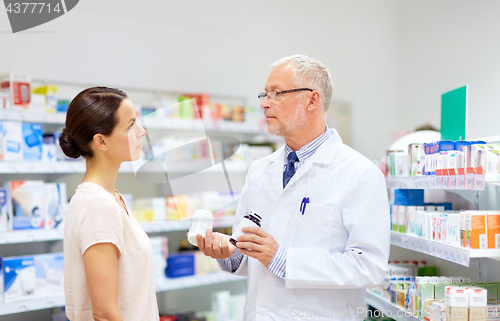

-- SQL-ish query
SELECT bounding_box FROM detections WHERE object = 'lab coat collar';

[259,128,343,195]
[261,128,343,166]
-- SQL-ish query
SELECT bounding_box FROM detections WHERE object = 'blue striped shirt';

[218,126,332,278]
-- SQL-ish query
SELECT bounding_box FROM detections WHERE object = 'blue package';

[437,141,455,151]
[166,253,195,278]
[394,189,424,206]
[455,141,471,151]
[22,123,43,161]
[3,256,36,302]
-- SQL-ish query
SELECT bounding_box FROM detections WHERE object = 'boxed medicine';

[0,188,8,233]
[6,181,45,230]
[446,286,469,321]
[22,123,43,162]
[3,255,36,302]
[32,252,64,298]
[0,72,31,110]
[2,121,23,162]
[44,183,66,229]
[487,211,500,249]
[466,211,487,249]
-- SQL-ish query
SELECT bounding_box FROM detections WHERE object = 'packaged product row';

[374,262,500,321]
[0,235,225,304]
[0,120,273,172]
[0,180,67,231]
[132,191,240,222]
[0,180,239,233]
[0,72,265,127]
[389,189,500,249]
[385,140,500,180]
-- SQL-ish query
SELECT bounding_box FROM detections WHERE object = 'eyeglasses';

[257,88,313,102]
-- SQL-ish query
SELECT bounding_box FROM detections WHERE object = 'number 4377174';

[5,2,62,14]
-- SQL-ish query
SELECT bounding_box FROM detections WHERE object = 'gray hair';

[270,54,333,112]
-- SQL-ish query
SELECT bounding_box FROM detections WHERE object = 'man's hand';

[236,226,278,268]
[196,229,237,259]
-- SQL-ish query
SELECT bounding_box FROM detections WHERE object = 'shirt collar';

[284,125,332,163]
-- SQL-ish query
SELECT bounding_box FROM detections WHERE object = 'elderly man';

[197,54,390,321]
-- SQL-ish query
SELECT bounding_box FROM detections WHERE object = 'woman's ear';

[92,134,108,152]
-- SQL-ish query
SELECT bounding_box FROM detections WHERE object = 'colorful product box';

[0,72,31,110]
[3,255,36,302]
[22,123,43,162]
[466,211,487,249]
[6,180,45,230]
[487,211,500,249]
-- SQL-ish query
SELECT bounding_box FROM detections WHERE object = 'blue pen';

[300,197,309,215]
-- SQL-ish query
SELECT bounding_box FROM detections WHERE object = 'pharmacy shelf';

[0,110,265,134]
[0,161,247,174]
[155,271,245,292]
[0,217,235,245]
[386,174,500,190]
[0,272,245,316]
[0,295,65,317]
[365,290,419,321]
[390,231,500,267]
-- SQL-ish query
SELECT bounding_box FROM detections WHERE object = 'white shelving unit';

[390,231,500,267]
[386,174,500,190]
[0,82,265,319]
[0,161,247,174]
[366,173,500,320]
[0,272,246,316]
[0,216,235,245]
[0,110,266,134]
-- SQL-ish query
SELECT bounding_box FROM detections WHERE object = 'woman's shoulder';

[69,183,118,212]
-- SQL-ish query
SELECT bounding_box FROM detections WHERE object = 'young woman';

[60,87,159,321]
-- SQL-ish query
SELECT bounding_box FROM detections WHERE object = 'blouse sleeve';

[79,197,125,257]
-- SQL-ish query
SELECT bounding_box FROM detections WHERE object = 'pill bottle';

[229,211,262,247]
[187,209,214,246]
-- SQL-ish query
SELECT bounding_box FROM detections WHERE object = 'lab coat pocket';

[290,204,336,248]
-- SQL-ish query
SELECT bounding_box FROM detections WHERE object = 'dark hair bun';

[59,129,82,159]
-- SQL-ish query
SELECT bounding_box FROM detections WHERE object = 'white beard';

[267,103,307,138]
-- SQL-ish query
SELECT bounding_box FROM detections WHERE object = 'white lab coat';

[230,128,390,321]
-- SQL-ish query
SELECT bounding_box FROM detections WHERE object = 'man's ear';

[306,91,321,112]
[92,134,108,152]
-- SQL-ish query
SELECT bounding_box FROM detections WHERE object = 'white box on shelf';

[3,255,36,302]
[2,120,23,162]
[32,252,65,299]
[0,188,8,233]
[0,72,31,110]
[44,183,64,229]
[6,180,45,230]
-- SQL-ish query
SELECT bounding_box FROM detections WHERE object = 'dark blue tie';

[283,151,298,188]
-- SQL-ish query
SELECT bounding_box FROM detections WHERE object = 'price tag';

[450,249,456,262]
[417,240,424,252]
[460,250,470,266]
[0,234,7,244]
[430,244,437,255]
[424,243,431,254]
[443,247,450,259]
[27,163,37,172]
[435,245,442,257]
[18,303,28,311]
[9,163,19,173]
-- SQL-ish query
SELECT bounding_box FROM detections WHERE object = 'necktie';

[283,151,298,188]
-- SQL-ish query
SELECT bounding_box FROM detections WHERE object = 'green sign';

[441,85,468,141]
